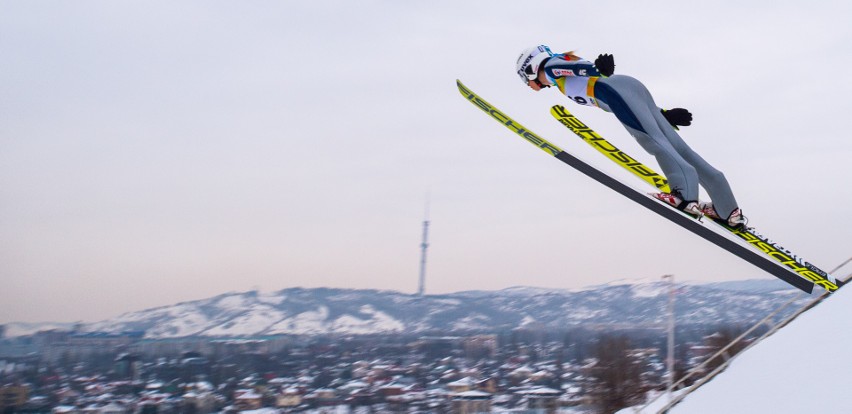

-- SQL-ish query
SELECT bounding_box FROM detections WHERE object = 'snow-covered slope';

[3,279,816,340]
[82,289,412,338]
[669,287,851,413]
[3,322,77,337]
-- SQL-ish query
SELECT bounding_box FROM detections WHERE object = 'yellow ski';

[549,104,839,292]
[551,105,670,192]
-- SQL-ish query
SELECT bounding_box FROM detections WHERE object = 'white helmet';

[515,45,553,84]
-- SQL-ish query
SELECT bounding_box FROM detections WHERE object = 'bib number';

[569,96,596,107]
[570,96,588,105]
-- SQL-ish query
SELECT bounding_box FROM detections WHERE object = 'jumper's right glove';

[594,53,615,77]
[661,108,693,129]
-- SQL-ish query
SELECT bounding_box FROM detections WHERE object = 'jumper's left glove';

[661,108,692,129]
[594,54,615,77]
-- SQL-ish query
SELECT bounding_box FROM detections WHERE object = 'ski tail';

[549,104,840,292]
[456,79,816,294]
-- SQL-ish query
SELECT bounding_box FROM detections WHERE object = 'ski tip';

[456,79,473,97]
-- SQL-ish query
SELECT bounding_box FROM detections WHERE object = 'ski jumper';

[541,54,739,218]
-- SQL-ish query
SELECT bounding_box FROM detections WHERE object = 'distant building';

[114,353,141,380]
[183,391,219,414]
[304,388,339,407]
[378,383,404,399]
[446,377,475,393]
[275,388,302,408]
[33,330,144,364]
[451,390,491,414]
[475,378,498,394]
[0,384,29,412]
[98,402,128,414]
[414,336,461,359]
[524,387,562,414]
[233,389,263,411]
[463,335,497,359]
[508,364,535,385]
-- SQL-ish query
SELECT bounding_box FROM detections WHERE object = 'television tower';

[417,197,430,296]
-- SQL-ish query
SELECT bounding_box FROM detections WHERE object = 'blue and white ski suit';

[541,54,739,218]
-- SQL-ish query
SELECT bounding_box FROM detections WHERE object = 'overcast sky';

[2,1,851,323]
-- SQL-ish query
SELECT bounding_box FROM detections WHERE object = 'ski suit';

[541,54,739,218]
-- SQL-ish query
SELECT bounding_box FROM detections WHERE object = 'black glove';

[594,53,615,77]
[661,108,692,129]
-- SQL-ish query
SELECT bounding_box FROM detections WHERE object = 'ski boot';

[700,202,748,229]
[651,191,702,216]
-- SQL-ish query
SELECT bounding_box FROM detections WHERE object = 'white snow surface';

[201,305,284,336]
[667,287,852,413]
[3,322,76,337]
[450,314,491,331]
[631,283,666,298]
[86,303,212,338]
[256,292,286,306]
[267,306,330,335]
[214,294,252,311]
[330,305,404,334]
[519,315,537,326]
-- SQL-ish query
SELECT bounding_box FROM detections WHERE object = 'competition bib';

[556,76,599,107]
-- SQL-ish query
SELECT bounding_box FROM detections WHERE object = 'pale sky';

[2,1,851,323]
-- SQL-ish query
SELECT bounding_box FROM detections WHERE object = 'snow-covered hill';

[5,279,813,339]
[2,322,78,338]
